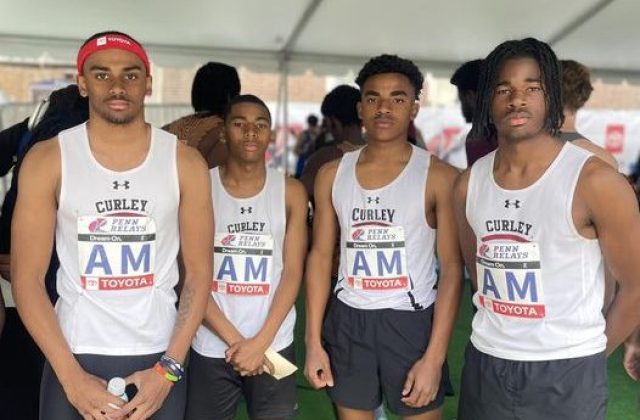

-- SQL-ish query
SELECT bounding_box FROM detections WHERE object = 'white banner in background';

[413,107,640,174]
[576,110,640,174]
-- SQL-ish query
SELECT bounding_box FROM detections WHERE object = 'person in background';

[560,59,621,320]
[450,59,498,167]
[164,61,240,168]
[301,85,364,204]
[0,84,88,420]
[559,59,617,168]
[294,114,321,177]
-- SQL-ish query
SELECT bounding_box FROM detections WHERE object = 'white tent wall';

[1,0,640,78]
[1,0,640,174]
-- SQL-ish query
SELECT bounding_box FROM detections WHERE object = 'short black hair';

[321,85,361,126]
[355,54,424,99]
[450,59,483,91]
[223,94,271,124]
[471,37,564,139]
[191,62,241,115]
[307,114,319,126]
[81,31,142,49]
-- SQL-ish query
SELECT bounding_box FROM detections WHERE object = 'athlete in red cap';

[12,31,212,420]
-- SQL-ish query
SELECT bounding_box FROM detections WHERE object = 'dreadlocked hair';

[470,37,564,139]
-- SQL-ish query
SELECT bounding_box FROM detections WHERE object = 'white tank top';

[332,145,438,311]
[55,122,180,355]
[191,167,294,358]
[467,142,606,361]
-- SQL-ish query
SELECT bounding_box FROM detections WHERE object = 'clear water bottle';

[107,377,128,403]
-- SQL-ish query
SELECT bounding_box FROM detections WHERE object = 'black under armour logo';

[367,197,380,204]
[504,199,521,209]
[240,206,253,214]
[112,180,130,190]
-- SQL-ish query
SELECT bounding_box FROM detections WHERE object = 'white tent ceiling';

[0,0,639,80]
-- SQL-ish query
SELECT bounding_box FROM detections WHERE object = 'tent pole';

[277,0,323,175]
[548,0,616,46]
[277,54,291,175]
[281,0,324,53]
[283,59,289,175]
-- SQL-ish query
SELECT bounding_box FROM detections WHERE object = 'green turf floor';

[236,288,640,419]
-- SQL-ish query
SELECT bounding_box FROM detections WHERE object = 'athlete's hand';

[401,357,442,408]
[304,343,334,389]
[623,338,640,380]
[262,355,276,376]
[225,337,268,375]
[61,369,125,419]
[116,368,173,420]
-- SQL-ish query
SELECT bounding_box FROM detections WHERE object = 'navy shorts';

[458,343,607,420]
[322,299,449,416]
[40,352,186,420]
[185,345,297,420]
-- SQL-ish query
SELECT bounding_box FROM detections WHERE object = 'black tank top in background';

[560,131,585,142]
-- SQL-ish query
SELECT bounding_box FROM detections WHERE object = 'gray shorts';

[40,352,187,420]
[322,299,449,416]
[185,345,297,420]
[458,343,607,420]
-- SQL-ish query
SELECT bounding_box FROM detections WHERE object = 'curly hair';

[471,38,564,139]
[321,85,361,126]
[560,60,593,112]
[355,54,423,99]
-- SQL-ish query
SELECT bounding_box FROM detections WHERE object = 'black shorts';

[458,343,608,420]
[322,299,449,416]
[185,345,297,420]
[0,308,45,420]
[40,352,187,420]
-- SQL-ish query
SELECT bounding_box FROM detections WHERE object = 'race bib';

[78,216,156,291]
[213,233,273,296]
[346,226,410,291]
[476,242,545,319]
